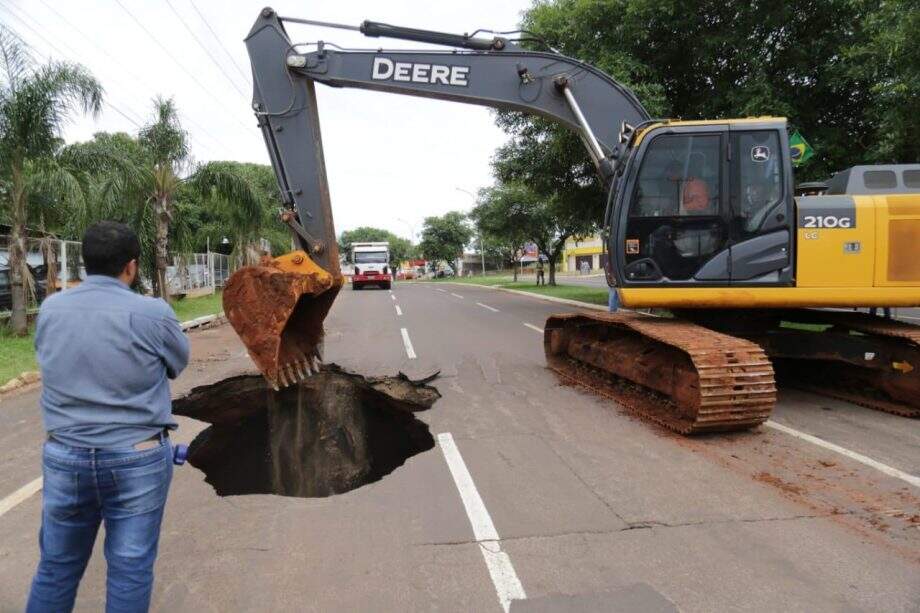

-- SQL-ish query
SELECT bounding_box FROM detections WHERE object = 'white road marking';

[523,323,544,333]
[400,328,417,359]
[899,315,920,322]
[451,293,464,299]
[476,302,499,313]
[391,294,396,301]
[395,305,403,316]
[438,433,526,612]
[765,421,920,488]
[0,477,43,518]
[436,288,447,293]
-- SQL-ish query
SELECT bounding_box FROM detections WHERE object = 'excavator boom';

[229,7,647,389]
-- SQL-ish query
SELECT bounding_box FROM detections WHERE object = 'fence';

[166,252,231,295]
[1,234,233,309]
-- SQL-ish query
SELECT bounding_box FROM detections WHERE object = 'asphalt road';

[0,283,918,612]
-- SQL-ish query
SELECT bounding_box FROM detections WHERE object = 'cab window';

[623,133,726,282]
[732,131,784,238]
[631,134,721,218]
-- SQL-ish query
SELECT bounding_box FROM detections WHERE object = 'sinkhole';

[172,365,440,498]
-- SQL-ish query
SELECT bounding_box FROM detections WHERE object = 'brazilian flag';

[789,130,814,166]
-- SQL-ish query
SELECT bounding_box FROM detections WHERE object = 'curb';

[0,312,228,398]
[433,281,609,312]
[180,312,227,331]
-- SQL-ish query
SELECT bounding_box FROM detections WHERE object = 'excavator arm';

[227,7,649,388]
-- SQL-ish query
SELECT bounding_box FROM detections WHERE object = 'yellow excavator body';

[619,193,920,308]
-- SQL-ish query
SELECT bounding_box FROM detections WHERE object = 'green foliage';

[0,25,103,333]
[418,212,472,272]
[844,0,920,164]
[437,276,609,304]
[138,96,188,168]
[496,0,916,217]
[170,290,224,323]
[470,183,533,266]
[472,180,590,284]
[0,324,37,386]
[0,26,103,169]
[338,226,415,266]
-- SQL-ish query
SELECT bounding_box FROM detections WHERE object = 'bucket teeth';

[286,364,298,384]
[295,361,308,380]
[312,355,322,372]
[278,368,290,388]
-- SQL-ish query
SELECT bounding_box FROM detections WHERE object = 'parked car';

[0,264,48,311]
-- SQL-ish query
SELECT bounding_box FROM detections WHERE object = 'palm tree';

[136,97,260,299]
[0,26,103,335]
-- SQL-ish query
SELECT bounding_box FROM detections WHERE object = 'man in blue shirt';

[27,221,190,613]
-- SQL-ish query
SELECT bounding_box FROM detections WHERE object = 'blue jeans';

[608,287,620,312]
[27,437,173,613]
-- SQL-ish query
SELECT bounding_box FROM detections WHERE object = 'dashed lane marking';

[765,420,920,488]
[476,302,499,313]
[0,477,43,519]
[451,293,464,299]
[438,433,526,612]
[436,288,447,293]
[391,294,396,301]
[400,328,417,359]
[395,305,403,316]
[523,323,544,333]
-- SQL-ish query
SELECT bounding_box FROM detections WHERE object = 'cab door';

[616,126,731,284]
[726,126,794,283]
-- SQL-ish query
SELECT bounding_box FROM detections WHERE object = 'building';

[561,234,603,273]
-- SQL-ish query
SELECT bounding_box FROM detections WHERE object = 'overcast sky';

[1,0,532,241]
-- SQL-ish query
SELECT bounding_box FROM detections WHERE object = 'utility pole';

[455,187,484,275]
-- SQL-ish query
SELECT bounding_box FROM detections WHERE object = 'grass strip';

[428,276,609,306]
[0,291,225,387]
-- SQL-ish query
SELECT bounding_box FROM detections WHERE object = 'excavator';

[223,8,920,434]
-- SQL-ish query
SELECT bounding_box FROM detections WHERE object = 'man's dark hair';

[82,221,141,277]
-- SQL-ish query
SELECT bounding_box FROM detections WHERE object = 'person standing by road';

[27,221,190,613]
[535,258,545,286]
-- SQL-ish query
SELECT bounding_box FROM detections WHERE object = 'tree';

[0,26,102,334]
[474,181,590,285]
[138,97,189,298]
[418,212,472,274]
[338,226,415,267]
[129,98,261,299]
[844,0,920,164]
[469,185,530,281]
[489,0,910,242]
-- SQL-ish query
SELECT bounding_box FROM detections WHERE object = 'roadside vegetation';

[431,275,608,306]
[171,291,224,323]
[0,26,292,337]
[0,292,225,387]
[0,325,38,387]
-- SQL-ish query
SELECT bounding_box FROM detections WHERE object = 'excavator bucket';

[223,250,344,389]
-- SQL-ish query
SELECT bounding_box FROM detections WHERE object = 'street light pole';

[455,187,485,275]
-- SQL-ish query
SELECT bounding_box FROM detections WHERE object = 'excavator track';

[769,311,920,418]
[544,312,775,434]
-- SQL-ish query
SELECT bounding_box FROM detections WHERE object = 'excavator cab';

[606,119,795,292]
